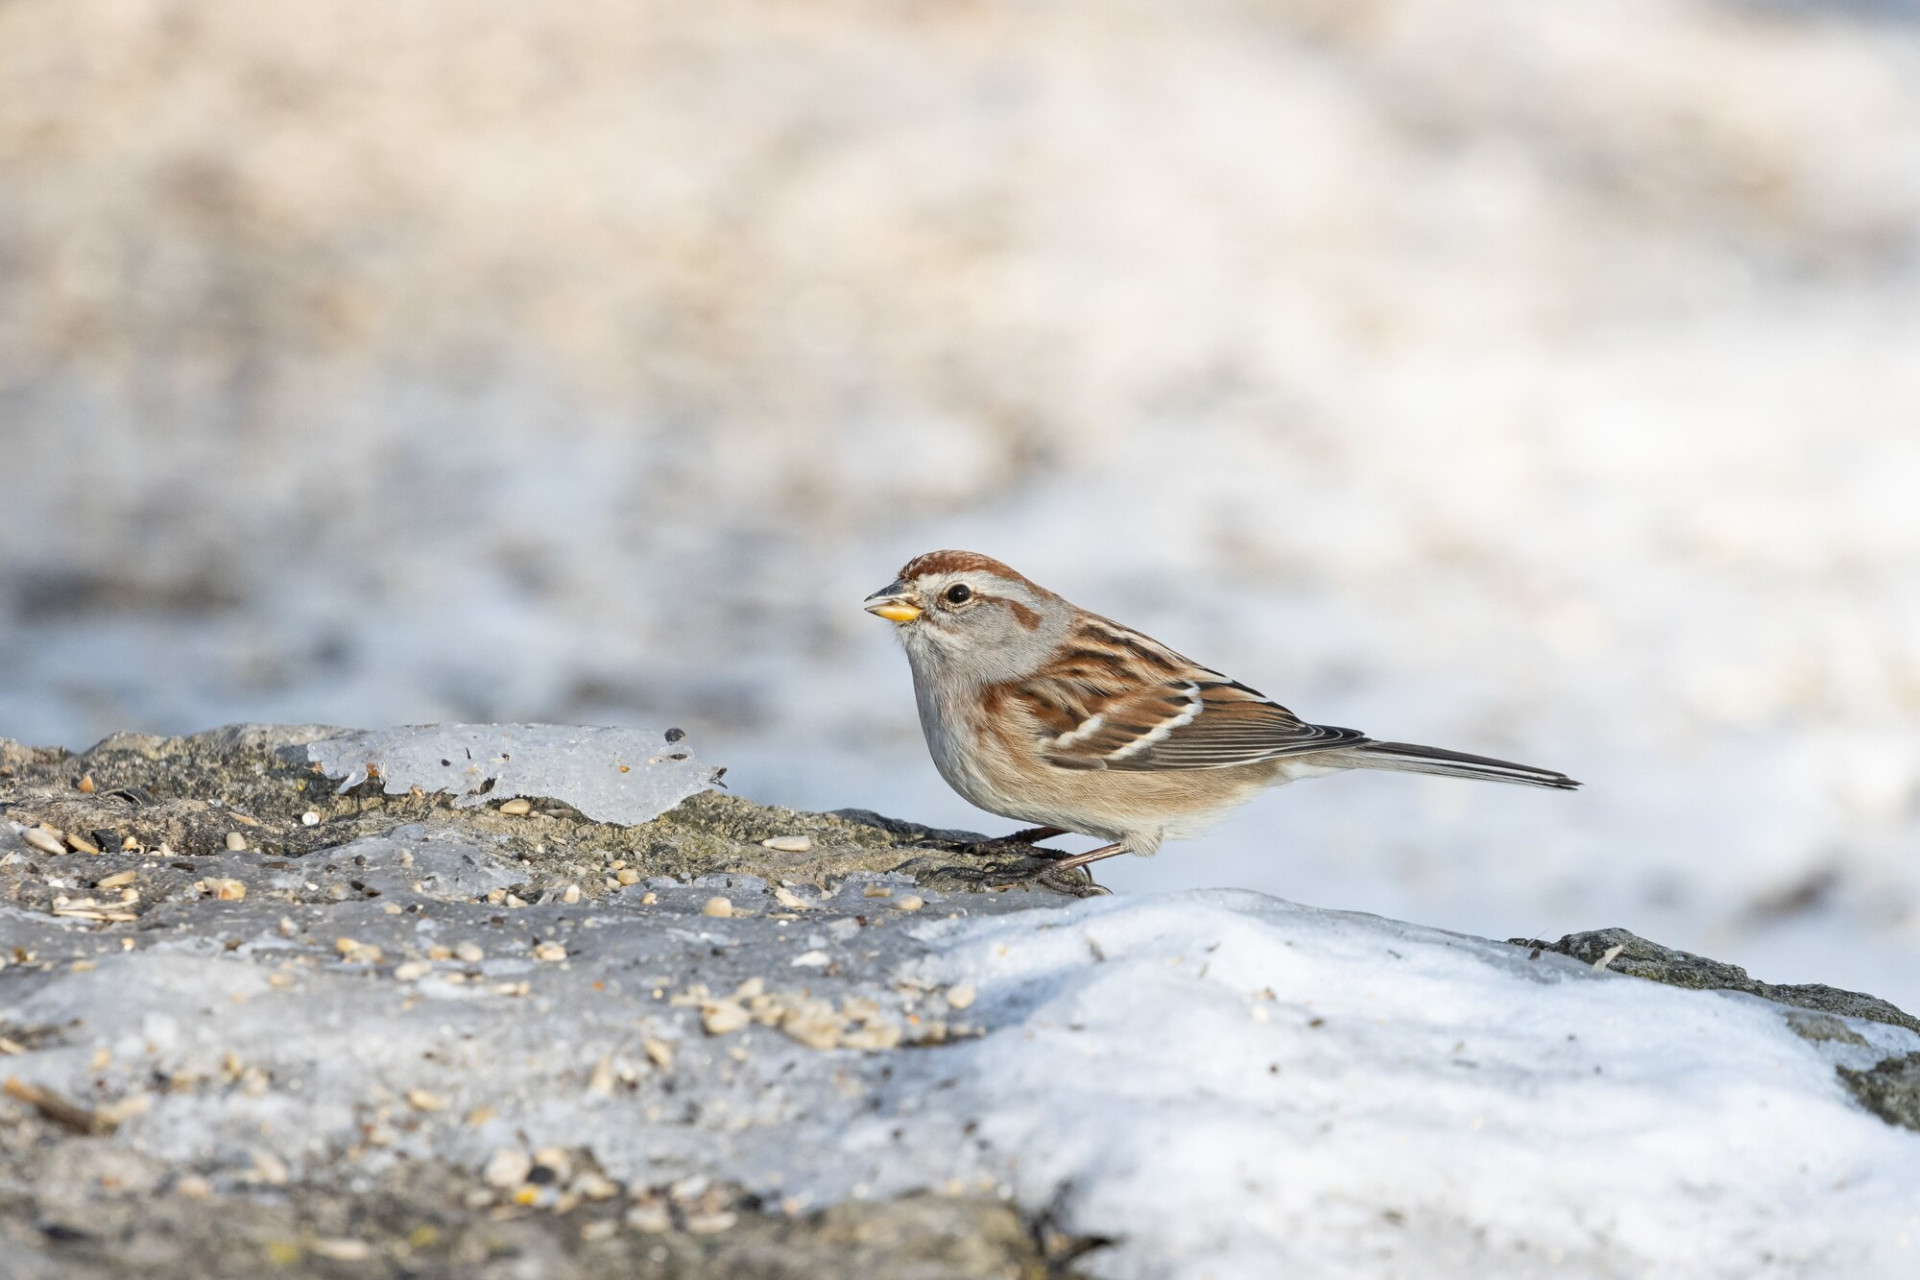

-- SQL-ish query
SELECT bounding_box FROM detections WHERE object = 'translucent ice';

[306,723,720,825]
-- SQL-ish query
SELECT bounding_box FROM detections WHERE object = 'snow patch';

[306,724,720,825]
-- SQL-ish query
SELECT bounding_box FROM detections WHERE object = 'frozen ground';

[2,1,1918,1009]
[4,726,1920,1278]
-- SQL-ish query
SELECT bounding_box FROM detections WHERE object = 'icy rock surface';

[4,825,1919,1277]
[307,724,719,825]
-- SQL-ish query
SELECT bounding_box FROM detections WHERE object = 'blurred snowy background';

[2,0,1917,1002]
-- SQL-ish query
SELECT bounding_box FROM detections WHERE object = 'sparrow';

[865,551,1578,878]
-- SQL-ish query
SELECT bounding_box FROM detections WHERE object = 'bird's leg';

[1039,842,1127,875]
[1003,826,1066,845]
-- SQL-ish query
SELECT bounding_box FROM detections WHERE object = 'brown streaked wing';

[1009,671,1366,772]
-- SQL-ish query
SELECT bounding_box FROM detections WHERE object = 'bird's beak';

[864,582,922,624]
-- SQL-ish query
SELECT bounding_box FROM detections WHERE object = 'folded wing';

[1006,619,1365,772]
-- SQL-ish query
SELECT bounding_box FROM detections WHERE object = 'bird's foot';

[916,854,1109,898]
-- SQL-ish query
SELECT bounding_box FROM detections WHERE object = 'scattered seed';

[1592,944,1626,972]
[195,878,247,901]
[625,1201,672,1232]
[615,868,641,886]
[772,885,812,910]
[580,1219,617,1242]
[701,1001,750,1035]
[23,827,64,856]
[454,941,484,964]
[96,870,138,891]
[561,884,581,904]
[895,895,925,912]
[334,937,382,965]
[224,832,248,852]
[533,941,567,962]
[701,896,733,919]
[945,982,976,1010]
[310,1238,373,1262]
[393,960,432,982]
[407,1088,448,1112]
[484,1148,533,1188]
[498,798,532,816]
[862,885,892,899]
[761,835,812,853]
[643,1038,674,1069]
[249,1150,290,1185]
[640,892,657,905]
[65,831,101,855]
[685,1210,737,1234]
[790,950,830,968]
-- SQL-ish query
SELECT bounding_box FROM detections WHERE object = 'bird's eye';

[944,583,972,605]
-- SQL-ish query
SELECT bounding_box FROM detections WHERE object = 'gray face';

[865,567,1069,685]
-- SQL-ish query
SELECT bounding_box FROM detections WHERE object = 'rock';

[5,723,1917,1279]
[1840,1052,1920,1131]
[1511,927,1920,1036]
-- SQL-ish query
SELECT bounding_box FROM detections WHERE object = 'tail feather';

[1343,740,1580,790]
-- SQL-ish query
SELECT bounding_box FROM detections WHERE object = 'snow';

[306,724,720,825]
[5,820,1916,1277]
[904,894,1920,1277]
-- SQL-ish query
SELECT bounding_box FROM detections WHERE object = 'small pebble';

[789,950,830,968]
[761,835,812,853]
[640,891,658,905]
[407,1088,448,1112]
[685,1210,738,1234]
[197,878,247,901]
[393,960,432,982]
[76,774,96,793]
[454,941,485,964]
[533,941,567,962]
[580,1219,618,1243]
[224,831,248,852]
[23,827,64,856]
[498,798,532,816]
[615,868,641,886]
[484,1148,533,1188]
[643,1038,674,1069]
[175,1175,213,1199]
[300,811,320,826]
[945,982,977,1010]
[561,884,581,904]
[701,896,733,919]
[894,895,925,912]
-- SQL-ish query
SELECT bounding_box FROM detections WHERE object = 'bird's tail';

[1338,740,1580,790]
